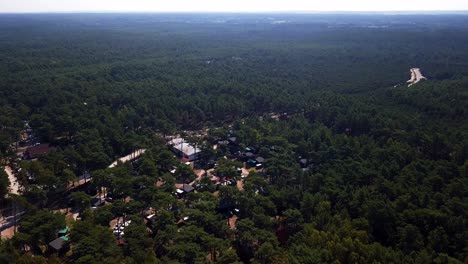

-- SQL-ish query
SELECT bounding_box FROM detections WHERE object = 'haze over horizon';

[1,0,468,13]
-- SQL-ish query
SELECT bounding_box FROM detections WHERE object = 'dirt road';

[4,166,19,195]
[407,68,427,87]
[109,149,146,168]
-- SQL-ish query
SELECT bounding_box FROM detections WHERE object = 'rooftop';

[49,237,67,251]
[25,143,53,157]
[182,184,195,193]
[170,138,201,156]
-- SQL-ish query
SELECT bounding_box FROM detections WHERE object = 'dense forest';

[0,14,467,263]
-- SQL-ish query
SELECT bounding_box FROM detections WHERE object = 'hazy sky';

[1,0,468,13]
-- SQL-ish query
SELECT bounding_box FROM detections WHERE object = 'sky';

[1,0,468,13]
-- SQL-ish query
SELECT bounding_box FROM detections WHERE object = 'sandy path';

[0,226,15,239]
[109,149,146,168]
[236,180,244,191]
[228,215,238,230]
[407,68,427,87]
[236,167,250,191]
[4,166,19,195]
[189,169,206,185]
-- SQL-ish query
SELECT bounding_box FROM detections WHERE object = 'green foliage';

[17,210,66,248]
[215,159,242,179]
[0,14,467,264]
[70,220,122,263]
[70,191,91,213]
[0,167,10,199]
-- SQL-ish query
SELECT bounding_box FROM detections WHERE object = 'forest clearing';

[407,68,427,86]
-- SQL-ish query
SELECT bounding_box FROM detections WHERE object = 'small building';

[24,144,54,159]
[182,184,195,193]
[90,197,105,208]
[175,184,195,198]
[255,157,265,164]
[169,138,201,161]
[48,236,69,254]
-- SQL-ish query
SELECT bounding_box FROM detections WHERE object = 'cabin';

[48,236,69,254]
[182,184,195,193]
[24,144,54,159]
[254,157,265,169]
[175,184,195,198]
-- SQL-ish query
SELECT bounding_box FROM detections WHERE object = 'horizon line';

[1,10,468,15]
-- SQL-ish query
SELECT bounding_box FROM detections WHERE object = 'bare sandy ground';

[108,149,146,168]
[189,169,206,185]
[228,215,238,230]
[4,166,20,195]
[241,168,250,177]
[0,225,15,239]
[236,180,244,191]
[407,68,427,87]
[67,177,92,191]
[236,167,251,191]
